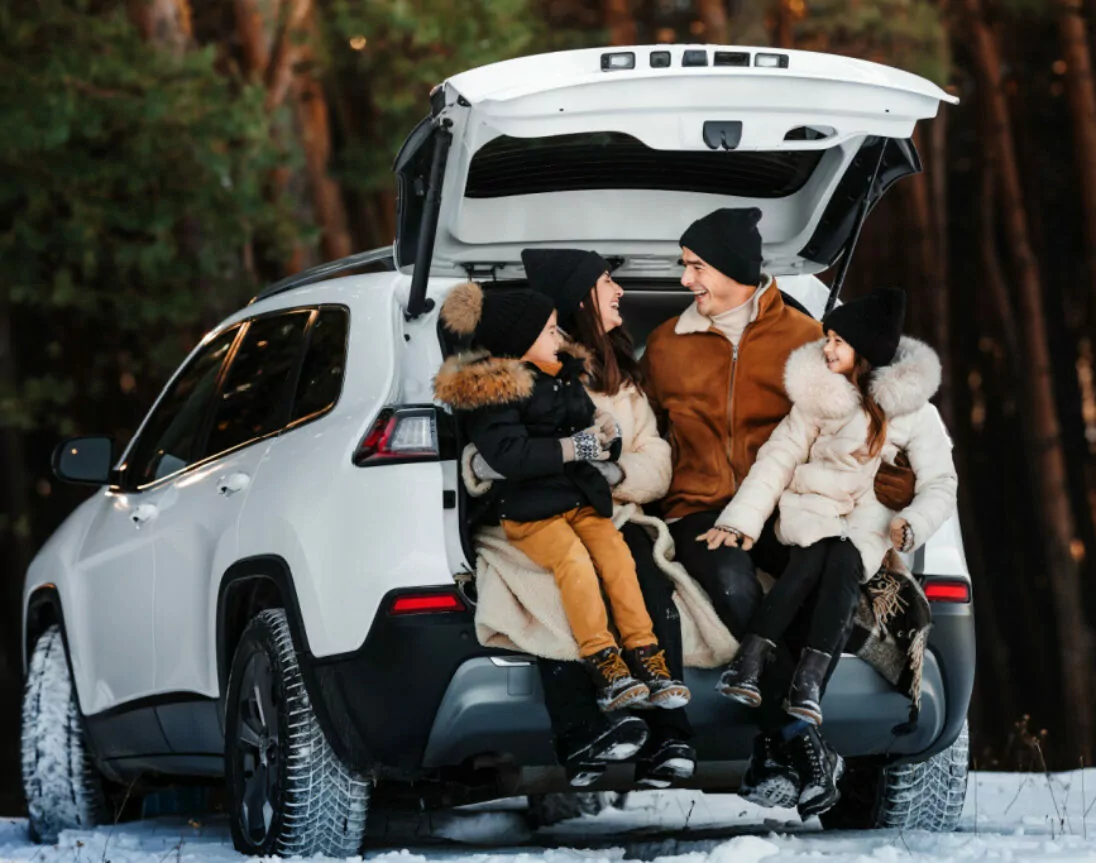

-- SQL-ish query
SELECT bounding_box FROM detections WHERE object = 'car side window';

[291,308,349,423]
[203,311,311,458]
[126,327,240,487]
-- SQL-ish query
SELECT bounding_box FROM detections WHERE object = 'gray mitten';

[471,452,505,481]
[592,460,624,487]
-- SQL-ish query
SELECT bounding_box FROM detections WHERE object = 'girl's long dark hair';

[569,287,645,396]
[850,355,887,459]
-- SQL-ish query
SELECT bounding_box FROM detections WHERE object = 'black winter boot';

[717,634,776,706]
[563,715,649,787]
[788,725,845,819]
[623,644,691,709]
[633,737,696,789]
[582,647,650,712]
[738,731,801,809]
[784,647,831,726]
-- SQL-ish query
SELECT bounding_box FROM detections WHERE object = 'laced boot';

[784,648,831,726]
[634,737,696,789]
[582,646,649,712]
[623,644,691,709]
[562,714,649,787]
[738,730,801,809]
[717,634,776,707]
[788,725,845,819]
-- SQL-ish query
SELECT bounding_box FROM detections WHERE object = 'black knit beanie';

[679,207,764,287]
[521,248,609,328]
[822,288,908,367]
[440,281,554,359]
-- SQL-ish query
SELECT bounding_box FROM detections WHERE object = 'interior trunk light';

[682,49,708,67]
[354,407,440,466]
[389,593,467,615]
[601,52,635,71]
[755,52,790,68]
[923,579,972,603]
[650,51,671,68]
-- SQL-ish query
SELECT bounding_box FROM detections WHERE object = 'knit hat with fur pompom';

[440,281,555,359]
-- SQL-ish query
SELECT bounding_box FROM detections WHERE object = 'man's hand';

[889,517,914,552]
[697,526,754,551]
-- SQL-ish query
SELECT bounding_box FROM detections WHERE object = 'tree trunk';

[773,0,794,48]
[965,0,1095,758]
[928,115,955,428]
[696,0,730,43]
[979,163,1020,359]
[128,0,192,52]
[604,0,636,46]
[1057,0,1096,321]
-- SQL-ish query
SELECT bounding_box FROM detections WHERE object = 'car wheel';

[225,609,370,857]
[21,625,107,843]
[821,720,969,831]
[527,791,623,827]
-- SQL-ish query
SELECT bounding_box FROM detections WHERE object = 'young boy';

[434,281,690,712]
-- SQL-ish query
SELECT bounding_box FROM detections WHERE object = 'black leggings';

[752,538,864,657]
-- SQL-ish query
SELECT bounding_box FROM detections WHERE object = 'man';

[642,207,848,817]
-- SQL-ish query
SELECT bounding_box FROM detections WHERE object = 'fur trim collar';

[433,340,593,411]
[674,273,775,335]
[434,350,535,410]
[784,339,861,419]
[870,337,941,417]
[784,336,941,419]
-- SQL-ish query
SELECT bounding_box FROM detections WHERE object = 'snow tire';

[527,791,623,827]
[21,625,107,844]
[225,608,370,857]
[821,720,969,831]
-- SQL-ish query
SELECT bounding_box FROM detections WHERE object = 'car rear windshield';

[464,131,824,199]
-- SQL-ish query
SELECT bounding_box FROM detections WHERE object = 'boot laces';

[641,649,671,679]
[596,651,632,684]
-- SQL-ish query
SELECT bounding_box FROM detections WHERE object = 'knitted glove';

[889,517,915,552]
[471,451,505,481]
[560,427,610,463]
[592,460,624,487]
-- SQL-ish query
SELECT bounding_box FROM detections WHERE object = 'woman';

[463,248,734,788]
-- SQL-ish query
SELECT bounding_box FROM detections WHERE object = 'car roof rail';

[250,246,396,304]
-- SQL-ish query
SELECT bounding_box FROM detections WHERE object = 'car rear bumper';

[301,588,974,778]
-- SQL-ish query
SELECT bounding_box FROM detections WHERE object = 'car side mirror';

[52,436,115,485]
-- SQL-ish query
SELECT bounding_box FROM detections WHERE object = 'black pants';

[752,538,863,658]
[668,510,850,732]
[538,521,693,760]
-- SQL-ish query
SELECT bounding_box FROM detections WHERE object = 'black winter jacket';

[433,343,616,524]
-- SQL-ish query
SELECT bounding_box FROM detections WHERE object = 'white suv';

[21,45,974,856]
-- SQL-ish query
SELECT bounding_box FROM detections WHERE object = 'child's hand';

[562,427,611,462]
[889,517,914,552]
[697,526,754,551]
[593,409,622,446]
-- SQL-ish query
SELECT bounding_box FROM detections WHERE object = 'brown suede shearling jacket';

[642,280,823,521]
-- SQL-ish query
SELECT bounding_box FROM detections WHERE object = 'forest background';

[2,0,1095,813]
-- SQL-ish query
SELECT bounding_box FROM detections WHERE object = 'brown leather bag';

[875,450,915,511]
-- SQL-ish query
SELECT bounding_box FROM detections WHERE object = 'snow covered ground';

[3,771,1096,863]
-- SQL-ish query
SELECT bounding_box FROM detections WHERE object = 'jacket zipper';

[725,323,756,492]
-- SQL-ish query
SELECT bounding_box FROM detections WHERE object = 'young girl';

[712,287,958,726]
[434,280,690,713]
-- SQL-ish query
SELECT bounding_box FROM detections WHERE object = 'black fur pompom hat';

[823,287,908,367]
[441,281,554,359]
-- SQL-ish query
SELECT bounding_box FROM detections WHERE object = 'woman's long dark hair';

[569,286,645,396]
[849,355,887,459]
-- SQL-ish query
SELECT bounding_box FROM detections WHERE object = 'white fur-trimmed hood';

[784,336,941,419]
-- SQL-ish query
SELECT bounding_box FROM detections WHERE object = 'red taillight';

[389,593,466,615]
[923,580,971,603]
[354,407,440,466]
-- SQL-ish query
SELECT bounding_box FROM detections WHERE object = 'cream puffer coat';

[715,336,958,581]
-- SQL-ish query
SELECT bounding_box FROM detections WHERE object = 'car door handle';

[217,472,251,496]
[131,504,158,527]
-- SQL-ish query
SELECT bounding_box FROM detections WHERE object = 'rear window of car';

[464,131,824,199]
[291,307,349,423]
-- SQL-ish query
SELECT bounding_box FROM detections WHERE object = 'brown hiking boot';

[623,644,691,709]
[582,647,650,712]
